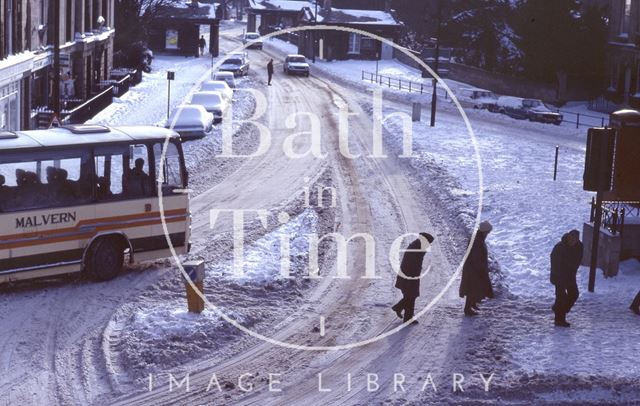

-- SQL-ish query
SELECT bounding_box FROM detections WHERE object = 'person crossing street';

[392,233,435,325]
[550,230,583,327]
[267,59,274,85]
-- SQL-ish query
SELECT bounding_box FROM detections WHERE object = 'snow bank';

[207,209,319,283]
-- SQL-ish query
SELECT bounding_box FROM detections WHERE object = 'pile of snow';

[129,307,248,342]
[113,206,329,380]
[207,209,319,283]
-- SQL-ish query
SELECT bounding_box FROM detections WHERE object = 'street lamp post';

[430,0,443,127]
[52,0,61,118]
[312,0,319,63]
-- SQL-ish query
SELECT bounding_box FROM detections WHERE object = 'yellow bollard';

[182,260,206,313]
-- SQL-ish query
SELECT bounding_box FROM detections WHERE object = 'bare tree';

[114,0,180,52]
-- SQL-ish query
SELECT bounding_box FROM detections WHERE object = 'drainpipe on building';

[52,0,61,118]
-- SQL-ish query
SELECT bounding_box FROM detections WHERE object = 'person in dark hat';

[392,232,435,324]
[459,221,494,316]
[550,229,583,327]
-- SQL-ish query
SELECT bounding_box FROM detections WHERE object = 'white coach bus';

[0,125,190,283]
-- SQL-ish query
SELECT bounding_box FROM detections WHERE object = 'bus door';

[150,141,189,251]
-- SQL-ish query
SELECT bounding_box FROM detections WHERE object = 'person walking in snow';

[392,233,434,324]
[266,59,274,85]
[459,221,494,316]
[550,229,583,327]
[198,35,206,56]
[630,290,640,315]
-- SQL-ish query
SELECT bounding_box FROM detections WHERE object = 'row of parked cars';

[459,88,563,125]
[165,54,246,140]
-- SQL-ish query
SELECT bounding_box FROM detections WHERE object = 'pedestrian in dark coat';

[459,221,494,316]
[267,59,274,85]
[198,36,206,56]
[630,290,640,315]
[550,229,583,327]
[392,232,434,324]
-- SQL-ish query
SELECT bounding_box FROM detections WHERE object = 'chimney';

[323,0,331,11]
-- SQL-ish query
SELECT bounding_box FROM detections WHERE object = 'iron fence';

[34,86,114,128]
[361,70,448,98]
[589,199,640,237]
[555,109,610,129]
[97,74,131,97]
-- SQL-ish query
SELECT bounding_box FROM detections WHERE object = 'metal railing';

[97,74,131,97]
[555,109,610,129]
[589,199,638,237]
[361,70,449,98]
[65,86,114,124]
[34,86,114,128]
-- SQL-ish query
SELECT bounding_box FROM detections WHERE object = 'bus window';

[154,142,184,194]
[0,150,92,212]
[124,144,153,198]
[95,152,125,200]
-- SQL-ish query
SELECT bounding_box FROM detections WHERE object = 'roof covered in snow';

[248,1,400,26]
[321,8,399,25]
[155,1,218,19]
[248,0,312,12]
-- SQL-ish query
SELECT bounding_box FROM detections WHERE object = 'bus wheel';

[86,237,125,281]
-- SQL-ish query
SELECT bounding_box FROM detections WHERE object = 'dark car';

[492,96,563,125]
[219,56,249,77]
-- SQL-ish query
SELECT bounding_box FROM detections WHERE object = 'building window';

[348,33,361,55]
[0,85,20,131]
[621,0,632,35]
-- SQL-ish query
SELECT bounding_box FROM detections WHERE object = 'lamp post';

[52,0,61,118]
[430,0,443,128]
[312,0,319,63]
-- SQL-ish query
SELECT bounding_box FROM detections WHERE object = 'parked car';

[243,32,263,49]
[219,56,249,77]
[165,105,214,140]
[459,88,497,109]
[213,71,236,89]
[200,80,233,102]
[229,51,249,61]
[283,54,310,77]
[491,96,563,125]
[189,91,227,123]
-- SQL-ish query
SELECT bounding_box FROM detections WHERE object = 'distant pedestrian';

[267,59,274,85]
[630,290,640,315]
[392,233,434,324]
[550,229,583,327]
[198,35,206,56]
[459,221,494,316]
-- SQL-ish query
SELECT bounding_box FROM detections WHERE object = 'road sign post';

[167,71,175,120]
